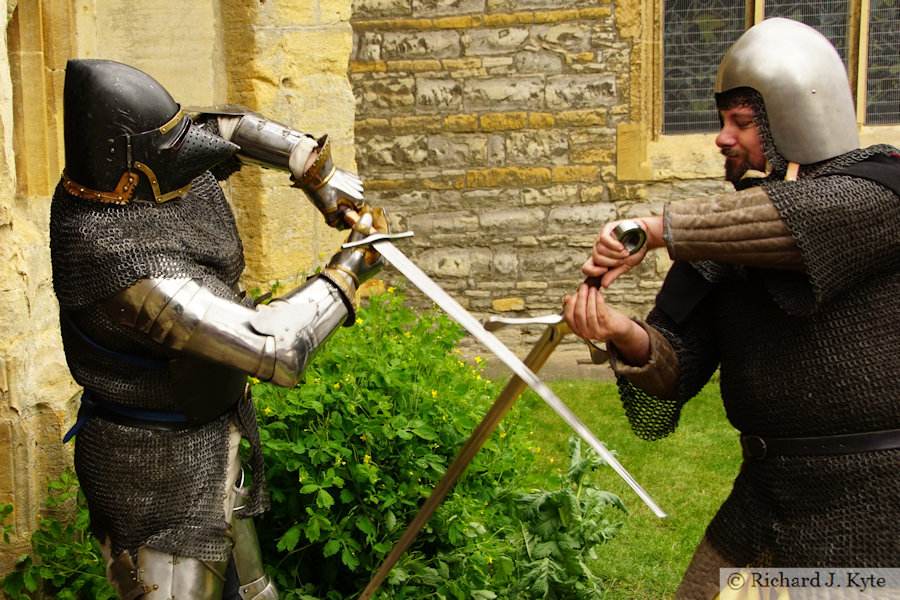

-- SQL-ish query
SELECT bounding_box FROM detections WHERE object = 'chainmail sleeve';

[761,144,900,312]
[613,264,722,440]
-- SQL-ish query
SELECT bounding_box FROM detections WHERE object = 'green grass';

[514,378,741,600]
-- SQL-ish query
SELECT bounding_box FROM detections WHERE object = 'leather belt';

[64,390,191,441]
[92,403,192,432]
[741,429,900,460]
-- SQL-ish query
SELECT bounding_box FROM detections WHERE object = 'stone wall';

[348,1,900,364]
[349,0,691,357]
[0,0,82,577]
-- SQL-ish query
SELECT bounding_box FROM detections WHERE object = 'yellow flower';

[360,434,367,442]
[356,318,364,325]
[475,356,483,363]
[431,390,438,398]
[264,407,272,416]
[363,454,371,464]
[499,432,507,438]
[488,557,493,564]
[333,382,341,390]
[249,377,260,384]
[404,331,411,338]
[388,286,396,293]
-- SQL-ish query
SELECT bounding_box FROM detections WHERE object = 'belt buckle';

[741,435,768,460]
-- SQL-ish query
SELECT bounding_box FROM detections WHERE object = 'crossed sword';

[343,222,664,600]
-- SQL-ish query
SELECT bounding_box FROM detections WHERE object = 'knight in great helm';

[563,18,899,598]
[52,58,388,600]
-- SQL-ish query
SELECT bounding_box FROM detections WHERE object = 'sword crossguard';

[482,314,563,331]
[341,230,415,249]
[483,315,609,365]
[583,340,609,365]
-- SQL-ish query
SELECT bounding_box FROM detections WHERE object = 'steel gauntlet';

[293,135,365,229]
[319,208,387,312]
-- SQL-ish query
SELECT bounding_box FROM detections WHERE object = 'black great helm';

[62,59,239,204]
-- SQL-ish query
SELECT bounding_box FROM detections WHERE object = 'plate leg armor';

[106,547,229,600]
[230,489,279,600]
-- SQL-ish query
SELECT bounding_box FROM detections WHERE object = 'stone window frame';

[617,0,900,182]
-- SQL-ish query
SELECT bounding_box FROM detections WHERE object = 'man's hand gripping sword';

[344,214,663,599]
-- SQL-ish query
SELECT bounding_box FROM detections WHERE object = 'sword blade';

[373,239,667,519]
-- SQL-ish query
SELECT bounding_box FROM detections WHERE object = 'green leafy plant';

[1,503,13,545]
[254,288,625,599]
[1,472,114,600]
[253,288,530,599]
[508,436,626,600]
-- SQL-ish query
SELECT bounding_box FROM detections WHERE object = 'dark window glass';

[765,0,851,61]
[866,0,900,124]
[663,1,745,134]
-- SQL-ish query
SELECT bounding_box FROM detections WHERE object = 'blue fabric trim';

[63,391,95,443]
[59,312,188,442]
[64,390,189,443]
[61,310,169,370]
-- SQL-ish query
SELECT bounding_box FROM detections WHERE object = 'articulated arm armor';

[200,105,364,228]
[102,213,384,389]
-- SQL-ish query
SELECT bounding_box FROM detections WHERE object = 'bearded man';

[51,59,386,599]
[563,18,899,599]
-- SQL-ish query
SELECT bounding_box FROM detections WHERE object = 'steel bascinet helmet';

[63,59,238,203]
[716,18,859,165]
